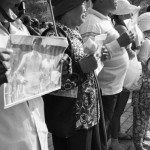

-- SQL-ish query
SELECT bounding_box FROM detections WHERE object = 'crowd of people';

[0,0,150,150]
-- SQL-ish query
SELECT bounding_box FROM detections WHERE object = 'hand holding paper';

[82,34,107,75]
[83,34,107,56]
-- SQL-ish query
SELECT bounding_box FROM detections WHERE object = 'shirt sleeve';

[138,38,150,63]
[80,22,121,56]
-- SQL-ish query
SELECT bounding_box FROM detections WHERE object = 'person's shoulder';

[85,13,101,25]
[80,14,103,35]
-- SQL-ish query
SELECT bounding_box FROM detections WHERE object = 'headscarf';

[51,0,85,17]
[112,0,140,15]
[138,12,150,32]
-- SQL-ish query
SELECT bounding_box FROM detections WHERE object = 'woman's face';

[66,2,86,27]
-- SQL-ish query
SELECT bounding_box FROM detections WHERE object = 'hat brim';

[53,0,85,17]
[112,3,140,15]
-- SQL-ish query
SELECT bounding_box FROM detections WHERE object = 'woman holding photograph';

[43,0,101,150]
[0,0,49,150]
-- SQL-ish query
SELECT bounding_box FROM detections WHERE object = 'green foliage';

[129,0,150,5]
[25,0,48,21]
[24,0,150,21]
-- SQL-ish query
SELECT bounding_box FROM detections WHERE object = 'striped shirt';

[80,9,129,95]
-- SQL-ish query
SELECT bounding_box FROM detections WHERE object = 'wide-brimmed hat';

[138,12,150,32]
[112,0,140,15]
[51,0,85,17]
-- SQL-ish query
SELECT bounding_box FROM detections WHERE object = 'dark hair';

[55,15,64,22]
[111,15,126,27]
[91,0,96,3]
[147,5,150,12]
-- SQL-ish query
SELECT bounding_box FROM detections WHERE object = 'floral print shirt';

[60,24,100,130]
[45,23,100,130]
[132,73,150,113]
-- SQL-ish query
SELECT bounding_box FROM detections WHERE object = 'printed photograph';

[3,35,68,108]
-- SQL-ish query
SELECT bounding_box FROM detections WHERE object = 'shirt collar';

[88,8,111,21]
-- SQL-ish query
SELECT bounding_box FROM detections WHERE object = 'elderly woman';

[43,0,101,150]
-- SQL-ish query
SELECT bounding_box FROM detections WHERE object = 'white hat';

[138,12,150,32]
[112,0,140,15]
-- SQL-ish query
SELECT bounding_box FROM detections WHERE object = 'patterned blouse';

[44,23,100,130]
[132,72,150,113]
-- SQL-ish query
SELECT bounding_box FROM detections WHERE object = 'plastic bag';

[83,34,107,75]
[124,55,142,91]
